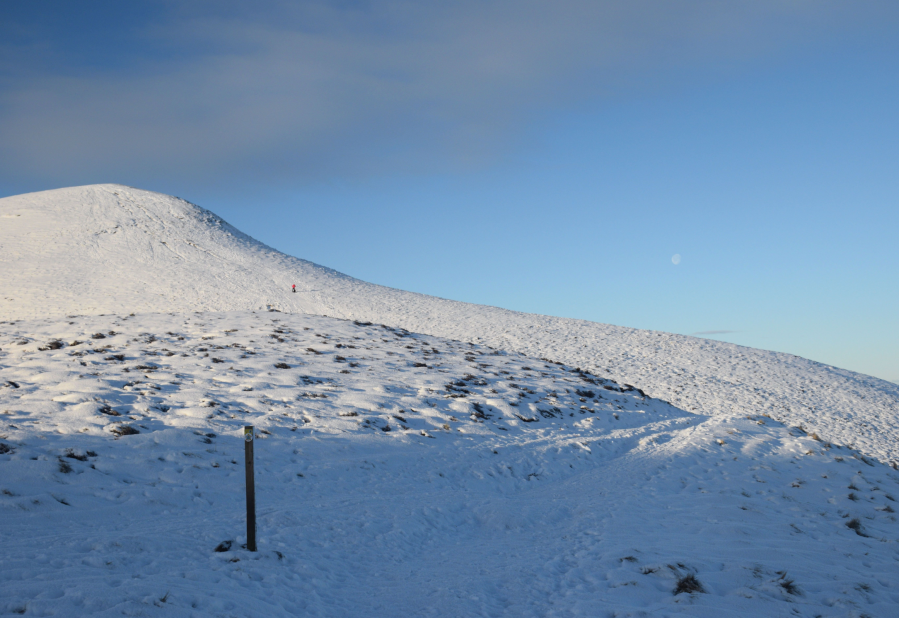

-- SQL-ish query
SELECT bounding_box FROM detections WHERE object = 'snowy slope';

[2,311,898,617]
[2,184,897,466]
[2,185,899,617]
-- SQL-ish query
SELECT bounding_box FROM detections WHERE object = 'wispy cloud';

[1,1,895,188]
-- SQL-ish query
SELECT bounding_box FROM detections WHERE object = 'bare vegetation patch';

[673,573,704,595]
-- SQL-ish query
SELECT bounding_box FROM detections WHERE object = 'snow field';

[2,184,897,467]
[2,311,898,616]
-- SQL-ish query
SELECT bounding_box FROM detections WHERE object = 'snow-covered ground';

[1,184,898,616]
[2,311,898,617]
[1,185,896,466]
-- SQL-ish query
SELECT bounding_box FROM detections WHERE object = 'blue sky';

[1,1,897,382]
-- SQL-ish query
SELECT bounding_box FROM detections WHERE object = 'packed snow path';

[2,311,898,616]
[1,184,897,465]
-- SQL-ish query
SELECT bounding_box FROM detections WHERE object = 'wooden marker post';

[244,426,257,552]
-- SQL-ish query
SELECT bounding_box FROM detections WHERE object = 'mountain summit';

[0,184,344,317]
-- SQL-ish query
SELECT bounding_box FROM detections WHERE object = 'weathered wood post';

[244,426,257,552]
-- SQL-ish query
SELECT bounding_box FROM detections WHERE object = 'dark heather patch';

[674,574,705,595]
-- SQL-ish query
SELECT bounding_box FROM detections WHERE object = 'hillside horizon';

[2,183,897,465]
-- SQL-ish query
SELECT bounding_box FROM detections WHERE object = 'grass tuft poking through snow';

[673,573,705,595]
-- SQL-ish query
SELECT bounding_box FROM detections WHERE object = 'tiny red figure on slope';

[291,284,296,293]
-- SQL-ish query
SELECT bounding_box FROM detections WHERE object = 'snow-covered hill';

[2,184,897,465]
[2,311,898,616]
[2,184,898,616]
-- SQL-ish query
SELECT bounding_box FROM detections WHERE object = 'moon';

[671,254,681,265]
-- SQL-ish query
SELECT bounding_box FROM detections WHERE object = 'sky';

[1,1,897,383]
